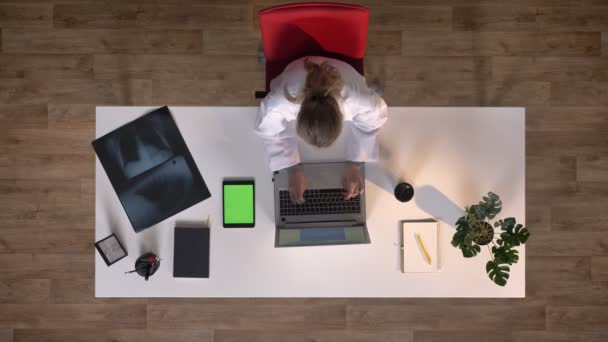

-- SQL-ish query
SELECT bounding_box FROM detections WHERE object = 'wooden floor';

[1,0,607,341]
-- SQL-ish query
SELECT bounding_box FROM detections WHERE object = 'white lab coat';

[255,56,388,172]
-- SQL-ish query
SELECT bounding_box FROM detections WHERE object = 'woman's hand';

[342,162,364,200]
[288,164,306,204]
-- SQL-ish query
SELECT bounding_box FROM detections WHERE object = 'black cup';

[394,182,414,202]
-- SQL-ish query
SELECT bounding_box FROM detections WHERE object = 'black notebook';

[173,227,210,278]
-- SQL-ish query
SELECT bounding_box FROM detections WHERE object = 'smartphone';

[222,180,255,228]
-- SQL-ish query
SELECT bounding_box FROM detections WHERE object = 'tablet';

[223,180,255,228]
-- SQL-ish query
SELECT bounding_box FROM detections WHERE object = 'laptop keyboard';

[279,188,361,217]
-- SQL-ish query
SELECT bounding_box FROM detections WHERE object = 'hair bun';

[311,94,328,102]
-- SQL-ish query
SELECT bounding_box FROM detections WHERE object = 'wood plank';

[546,306,608,331]
[0,179,93,226]
[320,330,412,342]
[346,304,440,330]
[453,6,539,31]
[382,81,550,106]
[366,31,402,56]
[150,79,261,106]
[0,304,146,329]
[213,329,321,342]
[48,104,94,130]
[528,280,608,305]
[591,256,608,281]
[93,54,263,80]
[551,205,608,231]
[526,205,551,232]
[147,303,346,330]
[0,54,92,79]
[50,279,145,305]
[538,7,608,31]
[203,29,260,55]
[527,130,608,160]
[578,153,608,183]
[12,153,93,180]
[53,4,250,29]
[0,105,47,129]
[413,330,513,342]
[379,0,582,5]
[347,303,545,330]
[604,32,607,55]
[493,56,608,82]
[527,256,591,283]
[365,56,491,81]
[0,329,11,342]
[0,279,50,304]
[402,32,601,56]
[0,254,93,280]
[368,6,451,31]
[2,29,202,54]
[527,232,608,256]
[0,153,13,179]
[13,329,213,342]
[513,331,608,342]
[553,81,608,105]
[0,178,83,211]
[526,155,577,196]
[473,32,601,56]
[4,129,92,155]
[0,227,92,254]
[401,32,473,56]
[0,4,52,29]
[526,106,608,133]
[0,79,153,105]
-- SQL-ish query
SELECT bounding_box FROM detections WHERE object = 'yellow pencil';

[416,233,432,265]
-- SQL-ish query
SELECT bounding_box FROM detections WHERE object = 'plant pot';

[471,221,494,245]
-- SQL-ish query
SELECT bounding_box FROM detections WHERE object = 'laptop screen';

[277,226,369,247]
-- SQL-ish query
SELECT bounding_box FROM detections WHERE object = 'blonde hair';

[284,59,344,148]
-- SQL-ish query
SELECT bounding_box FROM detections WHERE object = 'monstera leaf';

[452,231,481,258]
[495,218,530,247]
[492,245,519,265]
[486,260,510,287]
[462,243,481,258]
[471,192,502,220]
[452,214,481,258]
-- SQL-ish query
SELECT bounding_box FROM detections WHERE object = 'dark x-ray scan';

[93,106,211,232]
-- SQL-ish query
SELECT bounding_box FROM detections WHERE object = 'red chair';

[257,2,370,97]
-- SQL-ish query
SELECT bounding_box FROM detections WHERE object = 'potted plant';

[451,192,530,286]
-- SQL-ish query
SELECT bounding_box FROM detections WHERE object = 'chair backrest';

[259,2,369,91]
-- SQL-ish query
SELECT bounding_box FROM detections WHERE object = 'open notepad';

[402,220,441,273]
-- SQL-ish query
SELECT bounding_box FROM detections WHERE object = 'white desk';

[95,107,525,297]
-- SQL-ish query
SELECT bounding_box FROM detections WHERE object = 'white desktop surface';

[95,107,525,297]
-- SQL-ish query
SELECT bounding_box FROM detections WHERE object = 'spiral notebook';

[401,220,441,273]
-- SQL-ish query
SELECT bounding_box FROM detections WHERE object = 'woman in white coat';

[255,56,388,204]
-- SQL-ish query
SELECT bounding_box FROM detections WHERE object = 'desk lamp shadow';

[414,185,464,230]
[365,138,433,213]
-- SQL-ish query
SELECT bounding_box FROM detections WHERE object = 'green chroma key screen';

[223,181,255,228]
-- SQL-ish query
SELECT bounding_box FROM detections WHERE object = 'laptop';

[273,162,370,247]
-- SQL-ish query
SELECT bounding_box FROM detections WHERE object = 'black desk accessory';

[125,253,160,281]
[173,226,210,278]
[95,234,128,266]
[92,106,211,233]
[395,182,415,202]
